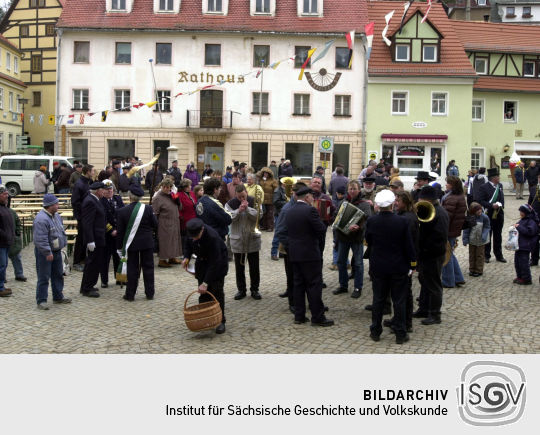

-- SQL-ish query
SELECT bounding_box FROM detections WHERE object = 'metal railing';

[186,110,234,129]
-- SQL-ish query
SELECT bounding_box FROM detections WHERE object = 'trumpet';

[415,200,436,223]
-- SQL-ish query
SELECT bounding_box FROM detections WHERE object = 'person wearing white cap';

[365,190,416,344]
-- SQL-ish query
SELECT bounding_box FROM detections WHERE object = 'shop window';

[285,143,313,176]
[251,142,268,172]
[396,145,425,177]
[71,139,89,164]
[430,148,442,176]
[108,139,135,161]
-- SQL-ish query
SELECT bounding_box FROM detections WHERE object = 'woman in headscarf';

[183,163,200,190]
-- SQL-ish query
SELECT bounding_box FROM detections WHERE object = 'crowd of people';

[2,155,539,344]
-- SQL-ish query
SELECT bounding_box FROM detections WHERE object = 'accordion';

[313,198,331,221]
[332,201,366,235]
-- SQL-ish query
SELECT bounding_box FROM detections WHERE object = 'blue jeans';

[9,252,24,278]
[271,216,279,257]
[0,247,8,290]
[337,239,364,290]
[58,188,70,194]
[35,248,65,304]
[441,237,465,287]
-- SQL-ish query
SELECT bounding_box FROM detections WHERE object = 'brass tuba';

[415,200,436,223]
[253,187,263,234]
[280,177,296,201]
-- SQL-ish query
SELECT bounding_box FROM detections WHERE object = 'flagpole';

[149,59,162,129]
[362,36,368,167]
[259,59,264,130]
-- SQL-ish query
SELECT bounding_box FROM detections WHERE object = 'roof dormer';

[154,0,181,14]
[298,0,323,17]
[250,0,276,16]
[391,11,442,63]
[202,0,229,16]
[106,0,133,13]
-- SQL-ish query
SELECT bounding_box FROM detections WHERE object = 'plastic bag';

[504,226,519,251]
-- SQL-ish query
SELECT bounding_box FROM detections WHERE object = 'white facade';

[57,29,365,177]
[498,3,540,23]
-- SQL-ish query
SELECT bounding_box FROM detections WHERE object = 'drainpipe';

[55,28,63,155]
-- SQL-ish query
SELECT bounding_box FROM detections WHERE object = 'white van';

[0,155,74,196]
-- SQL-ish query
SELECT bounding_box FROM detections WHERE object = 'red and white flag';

[382,10,395,46]
[365,22,374,61]
[421,0,433,23]
[79,114,85,124]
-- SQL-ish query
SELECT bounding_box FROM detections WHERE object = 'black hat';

[374,167,384,174]
[122,166,130,170]
[172,160,178,163]
[129,184,144,196]
[316,165,324,171]
[112,160,121,166]
[186,218,204,237]
[336,186,346,194]
[296,186,314,196]
[418,185,438,201]
[416,171,431,180]
[363,176,376,183]
[487,168,499,178]
[89,181,105,190]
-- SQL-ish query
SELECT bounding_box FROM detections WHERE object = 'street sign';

[16,136,29,146]
[318,136,334,153]
[368,150,378,162]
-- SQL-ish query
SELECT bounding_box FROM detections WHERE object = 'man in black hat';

[413,185,449,325]
[116,184,158,301]
[478,168,506,263]
[166,160,182,188]
[361,176,377,207]
[80,181,107,297]
[285,186,334,326]
[118,166,131,193]
[182,218,228,334]
[411,171,431,203]
[312,165,327,193]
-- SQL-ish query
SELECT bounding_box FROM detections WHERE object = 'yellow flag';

[48,115,55,125]
[146,101,158,108]
[298,48,317,80]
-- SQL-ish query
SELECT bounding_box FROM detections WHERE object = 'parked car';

[0,155,74,196]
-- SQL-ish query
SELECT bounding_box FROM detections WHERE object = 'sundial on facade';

[305,68,342,92]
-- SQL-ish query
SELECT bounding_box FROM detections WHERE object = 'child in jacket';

[462,202,490,277]
[513,204,539,285]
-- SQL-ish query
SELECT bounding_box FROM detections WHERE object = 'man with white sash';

[116,184,158,301]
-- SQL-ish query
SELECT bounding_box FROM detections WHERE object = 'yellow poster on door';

[212,153,220,161]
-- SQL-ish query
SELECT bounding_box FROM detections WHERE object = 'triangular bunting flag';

[399,0,415,35]
[312,39,335,65]
[29,114,34,124]
[345,31,355,68]
[79,114,85,124]
[39,114,44,125]
[88,112,95,117]
[101,110,108,122]
[67,114,74,124]
[365,22,374,61]
[145,101,157,108]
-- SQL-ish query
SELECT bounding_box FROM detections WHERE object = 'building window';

[423,45,437,62]
[108,139,135,161]
[334,95,351,116]
[395,44,410,62]
[45,23,55,36]
[115,42,131,64]
[112,0,127,10]
[115,90,131,111]
[253,45,269,67]
[392,91,408,115]
[14,57,18,73]
[474,57,488,74]
[72,89,89,110]
[8,134,13,150]
[251,142,268,172]
[6,52,10,70]
[30,0,46,7]
[252,92,269,114]
[293,94,310,115]
[205,44,221,66]
[431,92,448,116]
[303,0,318,14]
[471,149,484,170]
[208,0,223,12]
[286,143,313,176]
[472,99,484,122]
[477,0,486,5]
[523,6,532,17]
[71,139,89,164]
[506,6,516,17]
[335,47,350,69]
[16,95,20,113]
[20,25,29,37]
[156,43,171,64]
[155,90,171,112]
[159,0,174,10]
[31,54,42,73]
[523,60,535,77]
[8,92,13,111]
[33,91,41,107]
[0,88,3,109]
[74,41,90,63]
[504,101,517,122]
[294,46,311,68]
[255,0,270,13]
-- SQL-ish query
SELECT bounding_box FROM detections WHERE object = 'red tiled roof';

[0,33,22,54]
[474,76,540,93]
[367,1,476,77]
[0,70,27,88]
[453,20,540,54]
[58,0,368,34]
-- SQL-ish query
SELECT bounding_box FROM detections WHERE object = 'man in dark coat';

[413,186,449,325]
[196,178,232,241]
[145,167,163,194]
[116,184,158,301]
[285,186,333,327]
[71,164,94,271]
[365,190,416,344]
[118,166,131,193]
[0,184,14,297]
[478,168,506,263]
[411,171,431,203]
[525,160,539,203]
[80,182,107,297]
[166,160,182,188]
[182,218,228,334]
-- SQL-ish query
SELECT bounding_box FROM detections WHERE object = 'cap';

[102,179,114,189]
[226,166,232,170]
[43,193,59,207]
[112,160,121,166]
[186,218,204,237]
[89,181,105,190]
[336,186,346,194]
[416,171,431,180]
[129,184,144,196]
[389,180,404,188]
[487,168,500,178]
[316,165,324,171]
[296,186,314,196]
[374,167,384,174]
[519,204,533,215]
[428,171,439,181]
[375,189,395,207]
[418,185,438,201]
[363,176,376,183]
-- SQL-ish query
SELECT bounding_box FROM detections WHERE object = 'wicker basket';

[184,290,223,332]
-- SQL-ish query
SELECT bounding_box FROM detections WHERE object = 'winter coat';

[71,175,92,220]
[515,167,525,184]
[33,209,67,256]
[336,194,373,244]
[269,164,278,179]
[8,209,22,257]
[280,163,293,177]
[328,174,349,201]
[69,171,82,189]
[56,167,72,190]
[471,174,487,202]
[222,172,233,184]
[258,167,278,205]
[152,190,182,259]
[0,203,14,248]
[418,203,449,259]
[225,196,261,253]
[183,164,200,189]
[245,183,264,204]
[145,169,163,193]
[446,165,459,177]
[175,190,197,230]
[217,180,230,206]
[196,194,232,240]
[273,185,287,216]
[516,215,539,252]
[526,165,540,186]
[33,171,49,194]
[463,213,490,246]
[441,192,467,238]
[166,166,183,187]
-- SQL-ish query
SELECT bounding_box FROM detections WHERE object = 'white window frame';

[252,91,269,115]
[474,57,487,75]
[6,52,11,71]
[471,148,485,170]
[391,90,409,115]
[14,56,18,73]
[298,0,323,16]
[422,45,437,62]
[0,88,4,110]
[203,0,228,15]
[523,60,535,77]
[72,89,89,110]
[334,95,351,116]
[8,91,13,111]
[395,44,410,62]
[251,0,275,15]
[114,89,131,111]
[15,95,20,113]
[503,100,518,123]
[293,93,310,115]
[155,90,171,112]
[111,0,127,10]
[159,0,173,10]
[431,91,448,116]
[472,99,484,122]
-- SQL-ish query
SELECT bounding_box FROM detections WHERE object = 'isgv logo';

[457,361,526,426]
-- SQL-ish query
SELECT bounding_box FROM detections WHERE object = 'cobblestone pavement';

[1,196,539,354]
